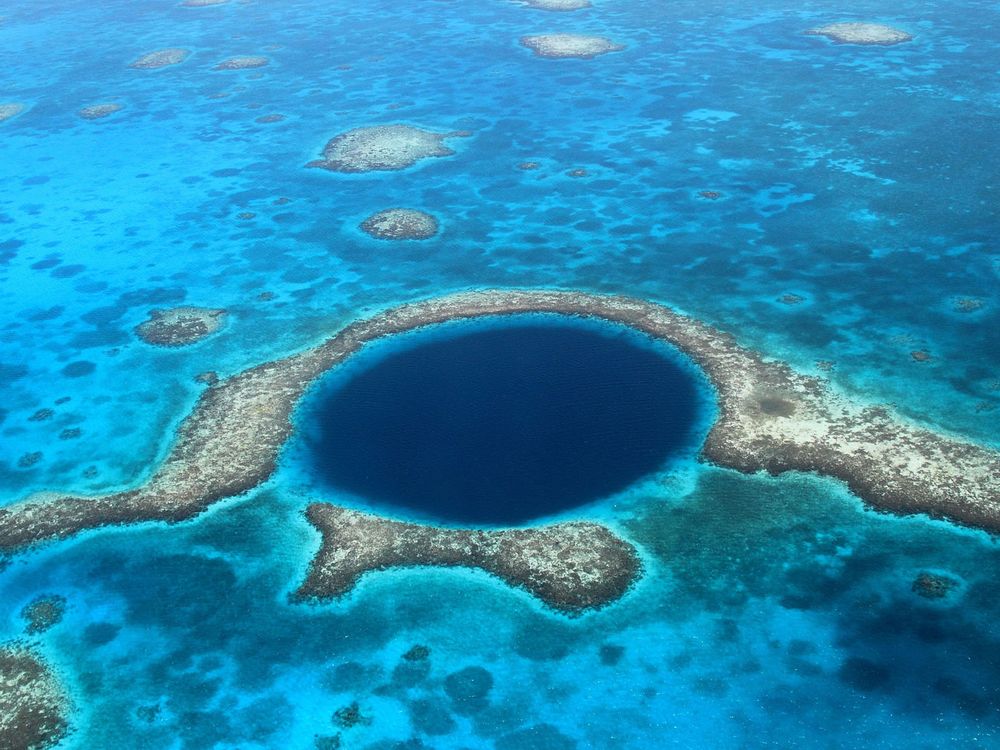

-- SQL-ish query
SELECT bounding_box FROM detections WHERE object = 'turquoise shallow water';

[0,0,998,747]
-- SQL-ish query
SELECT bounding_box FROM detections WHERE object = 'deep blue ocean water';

[0,0,998,748]
[303,317,705,525]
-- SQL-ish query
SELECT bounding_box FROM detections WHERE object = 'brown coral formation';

[135,306,226,347]
[214,56,269,70]
[520,34,624,59]
[807,23,912,45]
[360,208,439,240]
[307,125,468,173]
[0,645,70,749]
[295,505,640,615]
[79,103,123,120]
[129,48,191,69]
[912,572,959,599]
[21,595,66,635]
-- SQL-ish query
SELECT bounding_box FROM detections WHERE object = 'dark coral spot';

[495,724,576,750]
[62,360,96,377]
[837,657,892,693]
[758,396,796,417]
[443,666,493,715]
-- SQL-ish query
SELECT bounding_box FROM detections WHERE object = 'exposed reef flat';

[307,125,469,173]
[0,103,26,122]
[79,103,123,120]
[520,34,624,59]
[360,208,439,240]
[295,505,639,615]
[0,645,70,749]
[129,48,190,69]
[516,0,591,10]
[807,22,912,45]
[1,289,998,569]
[135,306,226,347]
[214,55,269,70]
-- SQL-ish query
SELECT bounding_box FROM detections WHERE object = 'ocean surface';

[0,0,998,748]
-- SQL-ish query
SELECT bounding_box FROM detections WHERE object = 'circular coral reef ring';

[1,290,998,614]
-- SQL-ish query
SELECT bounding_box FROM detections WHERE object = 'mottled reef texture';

[0,103,26,122]
[807,22,912,45]
[307,125,469,173]
[135,306,226,347]
[0,645,70,750]
[214,55,269,70]
[2,290,998,609]
[296,505,639,615]
[360,208,439,240]
[129,48,190,69]
[520,34,624,59]
[79,103,123,120]
[21,595,67,635]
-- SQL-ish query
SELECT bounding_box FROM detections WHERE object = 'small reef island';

[807,22,913,45]
[213,55,269,70]
[1,290,998,616]
[129,48,191,69]
[516,0,592,10]
[520,34,624,59]
[360,208,439,240]
[0,645,70,750]
[0,103,26,122]
[307,125,470,173]
[79,103,123,120]
[134,306,227,347]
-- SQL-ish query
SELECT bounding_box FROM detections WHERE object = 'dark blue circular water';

[306,318,706,525]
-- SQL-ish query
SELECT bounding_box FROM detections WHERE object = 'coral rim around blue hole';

[299,314,713,525]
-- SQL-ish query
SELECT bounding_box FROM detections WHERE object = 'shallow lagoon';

[0,0,998,747]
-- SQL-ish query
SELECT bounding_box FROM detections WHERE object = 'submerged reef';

[0,645,70,749]
[0,103,26,122]
[295,505,640,615]
[21,595,67,635]
[516,0,591,10]
[520,34,624,59]
[182,0,228,5]
[135,306,226,347]
[912,571,960,599]
[360,208,439,240]
[807,23,912,45]
[307,125,469,173]
[129,48,190,69]
[214,56,269,70]
[79,103,123,120]
[1,290,998,611]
